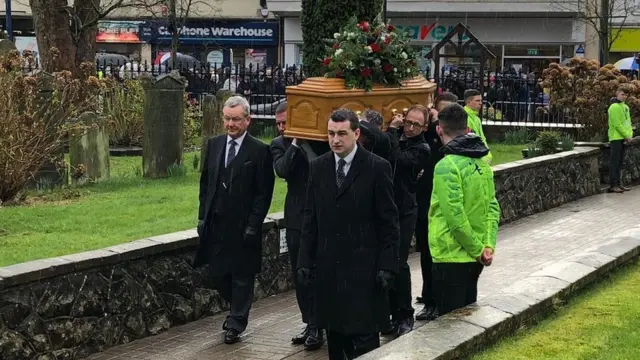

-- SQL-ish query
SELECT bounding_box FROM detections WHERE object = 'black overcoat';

[195,134,275,275]
[298,146,400,335]
[269,136,309,230]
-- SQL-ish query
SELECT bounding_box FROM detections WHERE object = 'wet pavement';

[88,189,640,360]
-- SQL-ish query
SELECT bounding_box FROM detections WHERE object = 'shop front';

[609,28,640,63]
[96,20,145,61]
[282,16,584,76]
[139,19,280,68]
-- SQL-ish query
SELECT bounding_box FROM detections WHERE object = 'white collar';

[227,131,247,146]
[334,144,358,164]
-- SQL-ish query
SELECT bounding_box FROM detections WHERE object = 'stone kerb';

[0,215,291,360]
[359,227,640,360]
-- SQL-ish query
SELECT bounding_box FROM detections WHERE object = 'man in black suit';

[298,108,400,360]
[384,105,431,335]
[415,92,458,321]
[269,102,324,350]
[196,95,275,344]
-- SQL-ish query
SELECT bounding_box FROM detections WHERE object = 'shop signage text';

[394,23,470,42]
[140,20,278,46]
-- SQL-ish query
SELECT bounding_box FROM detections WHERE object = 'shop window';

[561,45,575,60]
[504,45,560,57]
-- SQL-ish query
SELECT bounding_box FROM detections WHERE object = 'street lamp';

[5,0,13,41]
[383,0,387,24]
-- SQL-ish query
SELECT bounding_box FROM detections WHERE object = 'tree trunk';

[30,0,77,73]
[29,0,100,75]
[170,0,178,70]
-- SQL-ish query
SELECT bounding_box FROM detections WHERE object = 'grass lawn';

[472,260,640,360]
[0,142,524,267]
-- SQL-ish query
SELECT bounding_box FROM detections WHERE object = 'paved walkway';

[88,190,640,360]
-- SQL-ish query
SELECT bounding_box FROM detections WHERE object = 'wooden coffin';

[284,76,437,141]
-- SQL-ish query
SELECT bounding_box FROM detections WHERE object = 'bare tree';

[26,0,219,75]
[553,0,636,64]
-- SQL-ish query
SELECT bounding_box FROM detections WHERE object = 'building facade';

[269,0,586,74]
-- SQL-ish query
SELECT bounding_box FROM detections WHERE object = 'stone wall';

[493,147,601,224]
[583,138,640,186]
[0,215,292,360]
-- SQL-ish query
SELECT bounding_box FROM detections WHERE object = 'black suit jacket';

[298,146,400,334]
[269,136,309,230]
[195,133,275,275]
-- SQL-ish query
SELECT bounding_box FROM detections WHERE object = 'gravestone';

[69,112,110,185]
[140,71,186,178]
[28,73,68,190]
[0,39,17,54]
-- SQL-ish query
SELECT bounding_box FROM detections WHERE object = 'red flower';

[384,36,392,45]
[336,71,343,78]
[361,68,372,77]
[370,43,381,53]
[387,24,395,31]
[383,63,393,73]
[359,21,370,32]
[322,58,332,66]
[333,43,340,49]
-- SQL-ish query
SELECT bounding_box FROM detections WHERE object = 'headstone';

[28,73,67,190]
[200,95,217,172]
[69,112,110,185]
[140,71,186,178]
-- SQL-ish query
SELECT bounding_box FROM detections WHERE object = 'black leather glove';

[197,220,205,237]
[297,267,311,286]
[243,226,258,240]
[376,270,394,291]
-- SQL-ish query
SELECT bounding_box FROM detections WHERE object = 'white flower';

[374,59,381,66]
[335,49,344,56]
[365,46,373,53]
[334,33,341,39]
[347,61,355,69]
[401,52,408,59]
[407,69,411,73]
[394,68,398,72]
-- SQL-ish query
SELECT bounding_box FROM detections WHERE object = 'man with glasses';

[195,95,275,345]
[383,105,431,336]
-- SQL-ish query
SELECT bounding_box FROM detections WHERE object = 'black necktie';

[336,159,346,187]
[226,140,237,168]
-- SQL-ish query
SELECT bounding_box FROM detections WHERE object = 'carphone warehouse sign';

[140,20,279,46]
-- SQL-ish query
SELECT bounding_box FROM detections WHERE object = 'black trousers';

[215,272,255,333]
[432,262,484,316]
[415,215,435,308]
[327,331,380,360]
[609,140,626,187]
[286,228,316,326]
[389,210,417,320]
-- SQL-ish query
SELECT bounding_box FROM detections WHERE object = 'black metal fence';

[21,59,577,127]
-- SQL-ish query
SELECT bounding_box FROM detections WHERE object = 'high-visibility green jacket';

[608,99,633,141]
[428,134,501,263]
[464,106,493,164]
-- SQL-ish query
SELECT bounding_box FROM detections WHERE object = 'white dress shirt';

[334,144,358,176]
[226,131,247,167]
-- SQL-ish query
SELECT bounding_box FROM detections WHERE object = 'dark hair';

[406,104,429,126]
[438,103,468,136]
[463,89,481,103]
[434,92,458,108]
[331,108,360,131]
[275,101,287,115]
[363,109,383,128]
[617,86,629,94]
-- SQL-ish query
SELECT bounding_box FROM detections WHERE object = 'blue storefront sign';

[139,20,279,47]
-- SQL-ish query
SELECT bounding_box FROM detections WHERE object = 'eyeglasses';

[404,119,424,129]
[223,116,247,123]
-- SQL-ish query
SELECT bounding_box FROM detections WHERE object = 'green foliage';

[322,16,420,91]
[192,154,200,170]
[536,130,562,155]
[525,143,541,159]
[301,0,383,77]
[504,128,532,145]
[104,79,145,147]
[167,163,187,178]
[183,97,202,148]
[560,134,575,151]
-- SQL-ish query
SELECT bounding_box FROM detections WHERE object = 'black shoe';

[415,306,437,321]
[380,320,398,336]
[304,327,325,351]
[224,329,241,344]
[292,325,309,345]
[222,320,228,330]
[396,317,414,336]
